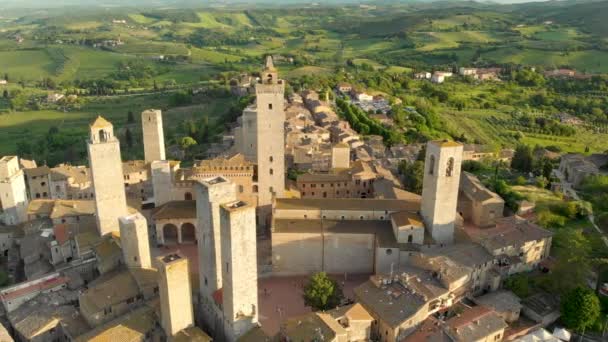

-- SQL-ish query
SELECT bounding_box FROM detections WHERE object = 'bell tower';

[87,116,128,236]
[421,140,463,245]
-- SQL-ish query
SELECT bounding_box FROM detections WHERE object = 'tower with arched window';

[238,55,285,227]
[421,140,463,244]
[87,116,128,236]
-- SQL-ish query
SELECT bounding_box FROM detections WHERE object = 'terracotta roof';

[53,224,70,244]
[0,274,69,301]
[23,166,50,178]
[430,140,462,148]
[174,327,213,342]
[391,211,423,227]
[275,198,419,212]
[152,200,196,220]
[75,305,156,342]
[90,115,112,128]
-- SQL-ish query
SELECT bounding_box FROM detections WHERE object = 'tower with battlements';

[421,140,463,245]
[157,252,194,338]
[220,200,258,341]
[118,212,151,269]
[87,116,128,236]
[142,109,166,163]
[240,56,285,227]
[0,156,28,225]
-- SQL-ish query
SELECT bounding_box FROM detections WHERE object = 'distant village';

[0,56,604,342]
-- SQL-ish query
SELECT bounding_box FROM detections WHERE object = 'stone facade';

[142,109,166,163]
[421,140,463,244]
[118,212,152,269]
[458,172,504,228]
[195,177,237,302]
[0,156,29,225]
[220,200,258,341]
[331,143,350,169]
[238,56,286,226]
[157,253,194,337]
[87,117,128,236]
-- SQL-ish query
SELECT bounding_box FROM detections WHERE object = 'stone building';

[49,164,93,200]
[118,212,152,269]
[157,253,195,338]
[152,200,197,245]
[559,153,608,188]
[0,156,29,225]
[220,200,258,341]
[421,140,463,244]
[141,109,166,163]
[458,172,505,228]
[23,165,51,199]
[236,56,286,227]
[87,117,128,236]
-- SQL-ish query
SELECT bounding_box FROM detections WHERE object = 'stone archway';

[184,192,193,201]
[163,224,178,245]
[181,223,196,243]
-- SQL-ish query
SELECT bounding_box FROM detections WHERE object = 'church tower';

[0,156,28,225]
[87,116,128,236]
[220,200,258,341]
[142,109,166,163]
[157,252,194,338]
[118,212,152,269]
[421,140,463,245]
[252,56,285,226]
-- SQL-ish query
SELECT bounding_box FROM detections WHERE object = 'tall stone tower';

[87,116,128,236]
[151,160,173,207]
[0,156,28,225]
[240,56,285,226]
[421,140,463,245]
[118,212,151,269]
[220,200,258,341]
[194,177,237,300]
[141,109,166,163]
[157,253,194,338]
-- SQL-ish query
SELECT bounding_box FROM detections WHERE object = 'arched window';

[269,168,273,175]
[253,185,258,193]
[446,157,454,177]
[269,156,273,162]
[184,192,193,201]
[429,155,435,175]
[98,129,107,142]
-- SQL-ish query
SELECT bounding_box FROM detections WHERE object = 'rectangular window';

[268,103,273,110]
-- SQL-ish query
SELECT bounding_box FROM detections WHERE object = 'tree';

[125,128,133,149]
[561,286,600,332]
[302,272,343,311]
[511,145,534,173]
[2,89,7,98]
[398,160,424,194]
[127,111,135,124]
[179,136,197,150]
[504,274,531,298]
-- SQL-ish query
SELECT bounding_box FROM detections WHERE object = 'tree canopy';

[302,272,343,311]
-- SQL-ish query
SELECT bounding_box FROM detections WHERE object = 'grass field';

[0,94,235,156]
[416,31,499,51]
[482,48,608,73]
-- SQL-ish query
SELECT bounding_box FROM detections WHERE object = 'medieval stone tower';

[194,177,237,306]
[0,156,28,225]
[220,200,258,341]
[87,116,128,236]
[118,212,152,269]
[157,252,194,338]
[141,109,166,163]
[240,56,285,226]
[421,140,463,245]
